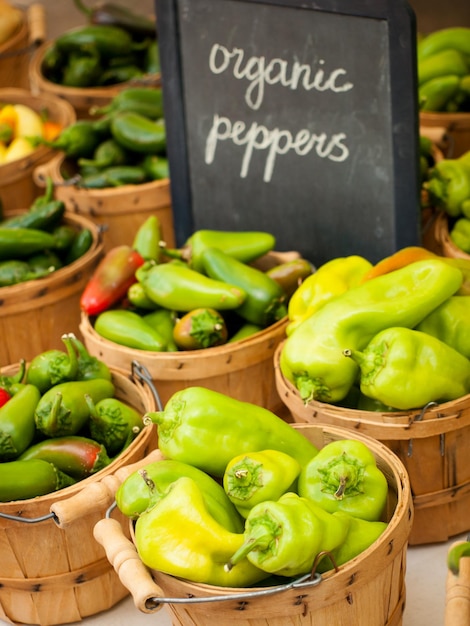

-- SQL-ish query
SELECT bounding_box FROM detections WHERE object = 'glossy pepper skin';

[0,359,26,395]
[415,296,470,358]
[201,247,287,327]
[223,449,301,518]
[135,261,246,312]
[91,87,164,119]
[143,309,178,351]
[35,378,115,437]
[266,258,313,299]
[173,307,228,350]
[280,259,463,403]
[346,326,470,410]
[116,459,243,532]
[226,492,349,577]
[69,334,112,381]
[287,255,372,335]
[40,120,104,159]
[18,435,111,480]
[0,459,76,502]
[132,215,161,262]
[110,111,166,154]
[26,334,79,393]
[134,476,268,586]
[450,217,470,253]
[0,384,40,461]
[80,244,145,315]
[85,395,143,455]
[425,154,470,218]
[144,386,319,477]
[298,440,388,522]
[54,24,136,58]
[94,309,167,351]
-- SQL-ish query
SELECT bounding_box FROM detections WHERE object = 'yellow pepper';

[286,255,372,335]
[4,137,35,163]
[12,104,44,140]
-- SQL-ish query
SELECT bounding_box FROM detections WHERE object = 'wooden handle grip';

[94,517,165,614]
[27,3,46,45]
[51,449,164,527]
[445,542,470,626]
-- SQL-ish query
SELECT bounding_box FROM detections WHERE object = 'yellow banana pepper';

[287,255,372,335]
[12,104,44,140]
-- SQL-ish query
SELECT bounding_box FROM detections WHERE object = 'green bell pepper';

[298,439,388,521]
[345,326,470,410]
[280,258,463,403]
[415,295,470,358]
[144,386,319,477]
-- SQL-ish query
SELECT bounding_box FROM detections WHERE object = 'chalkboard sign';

[155,0,421,265]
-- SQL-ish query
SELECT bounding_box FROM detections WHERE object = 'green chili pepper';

[425,156,470,217]
[280,259,463,403]
[202,247,287,327]
[418,27,470,60]
[35,378,115,437]
[228,322,262,343]
[55,24,137,58]
[111,111,166,154]
[450,217,470,253]
[78,138,131,170]
[164,229,276,274]
[0,384,40,461]
[27,251,63,276]
[266,258,313,298]
[144,386,319,477]
[26,334,79,393]
[18,435,111,480]
[127,282,160,310]
[69,334,112,382]
[0,228,59,260]
[94,309,168,351]
[298,440,388,522]
[0,260,50,286]
[40,120,104,159]
[132,215,162,262]
[65,228,94,264]
[447,540,470,576]
[142,308,178,351]
[0,459,76,502]
[116,459,244,532]
[0,360,26,394]
[0,200,65,230]
[226,491,349,577]
[415,295,470,358]
[134,476,268,586]
[40,43,63,82]
[173,307,228,350]
[85,395,144,455]
[91,87,164,119]
[419,75,461,112]
[418,48,469,86]
[101,165,148,187]
[52,224,78,251]
[345,326,470,410]
[99,64,144,86]
[223,449,301,518]
[62,49,102,87]
[135,261,246,312]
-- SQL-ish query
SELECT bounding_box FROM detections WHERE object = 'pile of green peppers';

[280,247,470,411]
[34,87,169,189]
[0,179,93,286]
[80,217,313,350]
[0,334,144,501]
[115,386,390,587]
[417,27,470,112]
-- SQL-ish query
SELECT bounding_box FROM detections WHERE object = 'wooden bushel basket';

[93,423,413,626]
[420,111,470,159]
[429,210,470,260]
[274,342,470,546]
[0,88,76,211]
[0,212,103,364]
[34,153,176,253]
[0,362,160,626]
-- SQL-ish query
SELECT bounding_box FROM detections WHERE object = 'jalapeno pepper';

[65,228,94,264]
[0,384,40,461]
[0,459,76,502]
[78,138,130,170]
[26,334,79,393]
[73,0,157,38]
[0,228,59,260]
[55,24,137,58]
[69,334,112,382]
[91,87,164,119]
[85,395,144,455]
[111,111,166,154]
[0,199,65,231]
[39,119,105,159]
[132,215,162,262]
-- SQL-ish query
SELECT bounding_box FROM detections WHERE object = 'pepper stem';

[49,392,64,434]
[224,524,274,571]
[61,334,79,380]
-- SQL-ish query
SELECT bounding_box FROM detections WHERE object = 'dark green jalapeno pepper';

[26,334,79,393]
[35,378,115,437]
[0,459,76,502]
[0,260,51,286]
[144,386,319,477]
[51,224,78,251]
[103,165,148,186]
[116,459,244,532]
[62,49,102,87]
[0,200,65,230]
[94,309,167,351]
[0,384,41,461]
[27,251,63,276]
[41,120,105,159]
[78,138,131,170]
[19,435,111,480]
[69,334,112,382]
[141,154,169,181]
[55,24,137,58]
[40,43,63,83]
[0,228,59,260]
[65,228,94,264]
[111,111,166,154]
[201,247,287,327]
[85,395,144,455]
[91,87,164,120]
[99,64,144,86]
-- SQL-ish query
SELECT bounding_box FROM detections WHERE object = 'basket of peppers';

[33,86,175,252]
[90,386,413,626]
[274,246,470,545]
[29,0,160,120]
[79,215,312,416]
[0,336,160,626]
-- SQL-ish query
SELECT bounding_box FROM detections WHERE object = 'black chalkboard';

[155,0,421,265]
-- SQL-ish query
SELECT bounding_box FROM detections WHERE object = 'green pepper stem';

[49,392,64,434]
[448,541,470,575]
[61,334,79,380]
[225,524,273,571]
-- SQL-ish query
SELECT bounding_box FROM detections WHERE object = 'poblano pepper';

[345,326,470,410]
[298,440,388,522]
[116,459,244,532]
[144,386,319,477]
[415,295,470,358]
[223,449,301,518]
[26,334,79,393]
[280,259,463,403]
[134,476,268,587]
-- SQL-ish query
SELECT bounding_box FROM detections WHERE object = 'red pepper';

[0,388,11,408]
[80,245,145,315]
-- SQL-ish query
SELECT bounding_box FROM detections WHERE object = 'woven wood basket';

[80,311,290,418]
[34,153,175,253]
[0,362,159,626]
[420,111,470,159]
[93,422,413,626]
[274,342,470,545]
[0,211,103,364]
[29,41,161,120]
[429,210,470,260]
[0,88,76,211]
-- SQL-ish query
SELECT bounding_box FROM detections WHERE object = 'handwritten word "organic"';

[205,115,349,182]
[209,44,354,110]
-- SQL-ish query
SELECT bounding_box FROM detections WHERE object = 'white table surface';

[0,533,465,626]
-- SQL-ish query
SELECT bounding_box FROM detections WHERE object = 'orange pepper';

[359,247,439,282]
[42,121,63,142]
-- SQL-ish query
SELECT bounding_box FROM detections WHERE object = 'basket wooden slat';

[420,111,470,159]
[0,364,159,626]
[274,342,470,545]
[94,423,413,626]
[429,210,470,260]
